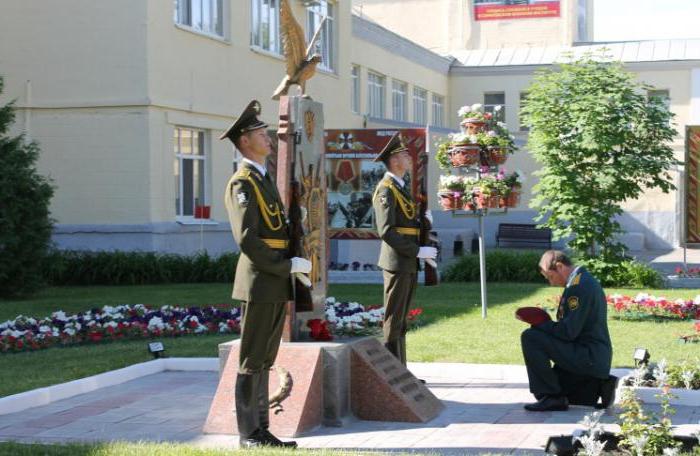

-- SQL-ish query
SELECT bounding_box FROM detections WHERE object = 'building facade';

[1,0,698,258]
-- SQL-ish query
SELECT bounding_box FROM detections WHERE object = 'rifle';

[418,181,439,286]
[288,143,314,312]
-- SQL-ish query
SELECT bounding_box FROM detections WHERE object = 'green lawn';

[1,282,698,398]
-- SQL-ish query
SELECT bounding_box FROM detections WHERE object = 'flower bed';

[0,304,241,353]
[607,293,700,320]
[321,297,423,340]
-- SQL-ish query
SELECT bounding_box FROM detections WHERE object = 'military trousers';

[382,270,417,365]
[235,301,286,439]
[521,327,606,397]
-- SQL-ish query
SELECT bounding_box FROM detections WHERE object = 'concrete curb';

[0,357,218,415]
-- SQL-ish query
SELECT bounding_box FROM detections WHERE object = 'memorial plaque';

[350,338,444,422]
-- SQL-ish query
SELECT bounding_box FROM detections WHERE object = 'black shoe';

[595,375,619,409]
[524,395,569,412]
[239,431,265,449]
[260,429,298,448]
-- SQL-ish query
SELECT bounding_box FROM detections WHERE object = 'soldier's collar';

[566,266,581,287]
[242,158,267,179]
[384,171,405,188]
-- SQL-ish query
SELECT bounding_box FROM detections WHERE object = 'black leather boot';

[235,373,261,447]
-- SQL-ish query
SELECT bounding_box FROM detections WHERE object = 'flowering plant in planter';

[673,266,700,278]
[458,103,491,122]
[323,297,424,336]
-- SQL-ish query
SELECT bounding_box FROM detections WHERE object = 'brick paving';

[0,363,698,454]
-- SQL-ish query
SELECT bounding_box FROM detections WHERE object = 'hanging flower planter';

[462,198,477,211]
[485,146,508,166]
[448,145,481,167]
[506,189,521,208]
[438,192,462,210]
[460,118,487,135]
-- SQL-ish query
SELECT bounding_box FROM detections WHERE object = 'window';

[431,94,444,127]
[392,80,407,122]
[648,89,671,110]
[307,1,335,71]
[174,0,224,37]
[519,92,529,132]
[484,92,505,122]
[174,127,207,218]
[351,65,361,114]
[367,71,386,118]
[413,87,427,125]
[251,0,281,54]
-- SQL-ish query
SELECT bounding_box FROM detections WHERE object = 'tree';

[0,76,55,297]
[521,52,678,268]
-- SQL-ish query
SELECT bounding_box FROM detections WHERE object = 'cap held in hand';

[515,307,551,326]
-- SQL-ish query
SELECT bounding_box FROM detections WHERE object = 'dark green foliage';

[42,250,239,286]
[0,76,55,297]
[442,250,545,283]
[521,52,679,269]
[576,256,663,288]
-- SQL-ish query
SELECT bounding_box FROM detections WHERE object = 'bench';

[496,223,552,249]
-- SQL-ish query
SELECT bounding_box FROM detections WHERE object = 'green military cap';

[373,132,408,162]
[219,100,269,143]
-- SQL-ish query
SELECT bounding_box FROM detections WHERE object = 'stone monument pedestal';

[203,337,444,437]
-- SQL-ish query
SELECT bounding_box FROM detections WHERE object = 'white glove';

[294,272,312,287]
[424,209,433,225]
[425,258,437,269]
[291,257,312,274]
[417,246,437,259]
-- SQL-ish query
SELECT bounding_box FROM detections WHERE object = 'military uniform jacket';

[373,176,420,273]
[224,162,292,303]
[537,267,612,378]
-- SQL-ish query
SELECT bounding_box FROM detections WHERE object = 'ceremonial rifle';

[418,179,439,287]
[288,138,314,311]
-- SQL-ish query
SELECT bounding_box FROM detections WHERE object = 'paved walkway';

[1,363,699,454]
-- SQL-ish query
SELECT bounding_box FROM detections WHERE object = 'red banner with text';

[474,1,560,21]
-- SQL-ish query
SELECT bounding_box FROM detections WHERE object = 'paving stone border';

[0,357,217,415]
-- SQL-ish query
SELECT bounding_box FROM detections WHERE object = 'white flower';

[487,130,497,137]
[64,327,76,336]
[693,295,700,305]
[457,106,471,117]
[39,325,52,333]
[494,105,502,112]
[53,311,68,322]
[470,103,483,112]
[148,316,165,330]
[662,448,680,456]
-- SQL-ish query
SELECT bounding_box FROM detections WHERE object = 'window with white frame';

[413,87,427,125]
[367,71,386,119]
[174,0,224,37]
[351,65,361,114]
[484,92,506,122]
[307,1,335,72]
[174,127,208,218]
[392,80,408,122]
[519,92,529,132]
[431,94,444,127]
[251,0,281,54]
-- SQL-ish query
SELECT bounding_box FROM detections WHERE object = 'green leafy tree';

[0,76,55,297]
[521,52,678,269]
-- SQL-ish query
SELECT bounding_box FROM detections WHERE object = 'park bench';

[496,223,552,249]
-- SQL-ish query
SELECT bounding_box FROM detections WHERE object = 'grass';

[1,282,698,398]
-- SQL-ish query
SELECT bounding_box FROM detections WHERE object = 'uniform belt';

[395,227,420,236]
[261,238,289,249]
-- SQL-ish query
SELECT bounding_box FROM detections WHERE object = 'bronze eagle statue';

[271,0,326,100]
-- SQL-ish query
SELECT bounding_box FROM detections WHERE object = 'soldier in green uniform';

[372,133,437,366]
[521,250,617,411]
[221,100,312,448]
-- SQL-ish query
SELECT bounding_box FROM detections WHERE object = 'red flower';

[16,340,24,349]
[407,308,423,320]
[188,320,198,329]
[88,332,102,343]
[307,319,333,341]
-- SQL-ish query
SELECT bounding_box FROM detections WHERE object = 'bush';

[576,257,663,288]
[42,250,239,286]
[0,76,55,297]
[442,250,545,283]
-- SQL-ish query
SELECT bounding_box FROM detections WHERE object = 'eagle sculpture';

[271,0,326,100]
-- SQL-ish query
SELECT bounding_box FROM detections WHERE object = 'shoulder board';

[234,168,252,179]
[571,273,581,286]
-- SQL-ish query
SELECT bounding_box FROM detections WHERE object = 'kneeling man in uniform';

[520,250,617,411]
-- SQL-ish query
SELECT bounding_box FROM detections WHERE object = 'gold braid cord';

[244,176,284,231]
[379,182,416,220]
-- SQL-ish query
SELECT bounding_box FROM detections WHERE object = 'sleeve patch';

[567,296,579,311]
[236,190,250,206]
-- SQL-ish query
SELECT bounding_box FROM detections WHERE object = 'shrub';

[442,250,545,283]
[42,250,239,286]
[0,76,55,297]
[577,257,663,288]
